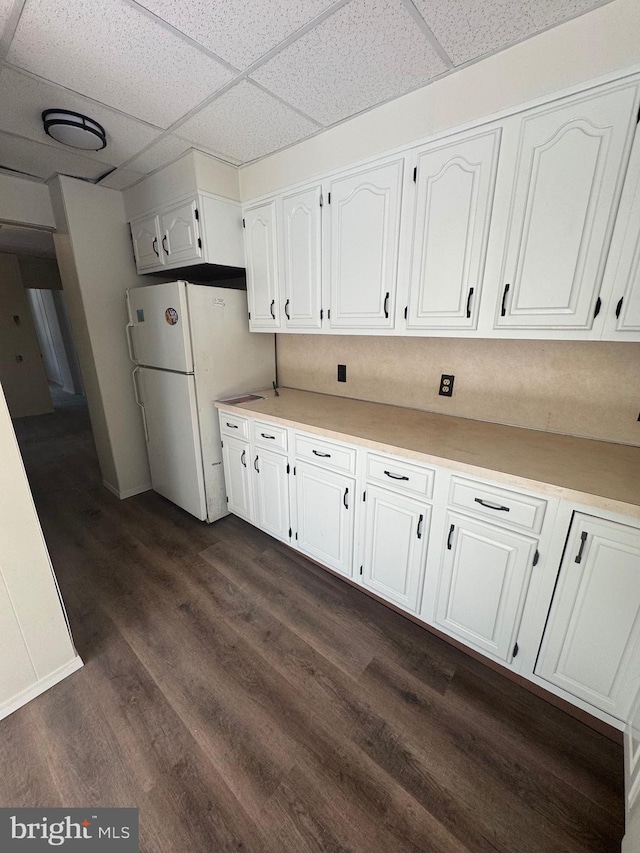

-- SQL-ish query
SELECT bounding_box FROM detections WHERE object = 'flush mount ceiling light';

[41,109,107,151]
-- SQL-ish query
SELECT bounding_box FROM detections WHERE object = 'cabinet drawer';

[295,433,356,474]
[219,411,249,439]
[253,420,288,452]
[366,453,434,499]
[449,476,546,533]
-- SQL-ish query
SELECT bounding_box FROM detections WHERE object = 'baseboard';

[102,480,152,500]
[0,656,84,722]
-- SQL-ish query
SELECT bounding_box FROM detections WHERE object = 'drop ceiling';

[0,0,613,191]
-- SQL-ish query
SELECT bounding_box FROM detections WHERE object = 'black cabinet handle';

[162,235,169,255]
[241,450,246,468]
[284,299,290,320]
[226,422,238,429]
[500,283,510,317]
[254,455,260,473]
[466,287,474,319]
[417,514,424,540]
[312,450,331,458]
[616,296,624,319]
[384,470,409,481]
[343,487,349,509]
[260,433,275,440]
[447,523,455,550]
[152,237,159,257]
[575,531,588,564]
[270,299,275,319]
[383,292,389,319]
[474,497,510,512]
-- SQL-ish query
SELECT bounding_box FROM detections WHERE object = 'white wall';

[26,288,79,394]
[0,173,55,229]
[50,176,151,499]
[0,380,81,721]
[240,0,640,200]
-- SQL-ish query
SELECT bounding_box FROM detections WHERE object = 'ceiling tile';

[7,0,235,128]
[0,130,111,181]
[0,0,14,39]
[135,0,337,70]
[412,0,605,66]
[0,67,162,166]
[177,81,319,164]
[0,224,56,258]
[251,0,448,126]
[98,167,145,191]
[125,135,193,174]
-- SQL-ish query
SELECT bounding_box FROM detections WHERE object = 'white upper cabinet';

[281,184,323,330]
[602,125,640,338]
[326,158,404,329]
[491,81,639,330]
[406,128,501,330]
[131,213,164,272]
[244,200,281,330]
[535,514,640,721]
[159,197,202,266]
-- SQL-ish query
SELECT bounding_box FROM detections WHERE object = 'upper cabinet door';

[494,82,639,330]
[281,185,323,329]
[327,158,403,329]
[244,200,281,330]
[131,214,163,272]
[407,128,501,330]
[160,198,202,266]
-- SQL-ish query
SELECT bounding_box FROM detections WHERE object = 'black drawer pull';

[575,531,588,564]
[152,237,159,257]
[254,455,260,473]
[343,487,349,509]
[417,514,424,540]
[312,450,331,458]
[447,523,455,550]
[384,470,409,481]
[260,433,276,440]
[241,450,246,468]
[616,296,624,319]
[500,283,510,317]
[162,235,169,255]
[284,299,290,320]
[270,299,275,319]
[383,292,389,319]
[226,422,238,429]
[466,287,474,318]
[474,497,510,512]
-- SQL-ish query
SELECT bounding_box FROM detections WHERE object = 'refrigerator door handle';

[126,322,138,364]
[132,367,149,442]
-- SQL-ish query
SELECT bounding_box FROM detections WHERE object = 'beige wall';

[240,0,640,200]
[276,336,640,446]
[0,173,55,229]
[0,253,53,418]
[50,176,151,498]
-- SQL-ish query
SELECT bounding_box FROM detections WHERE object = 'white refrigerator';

[125,280,275,522]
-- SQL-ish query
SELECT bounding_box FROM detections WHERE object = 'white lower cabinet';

[434,512,538,663]
[362,485,430,613]
[295,460,355,576]
[535,513,640,721]
[221,436,253,523]
[253,447,290,543]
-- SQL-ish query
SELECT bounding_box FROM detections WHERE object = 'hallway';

[0,395,625,852]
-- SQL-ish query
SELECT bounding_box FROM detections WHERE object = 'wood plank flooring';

[1,392,624,852]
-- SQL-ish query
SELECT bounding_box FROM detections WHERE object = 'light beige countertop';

[216,388,640,519]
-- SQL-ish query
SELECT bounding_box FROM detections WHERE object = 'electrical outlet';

[439,374,454,397]
[337,364,347,382]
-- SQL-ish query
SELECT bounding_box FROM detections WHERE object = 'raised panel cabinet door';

[535,514,640,721]
[244,200,281,330]
[327,158,403,329]
[295,461,355,576]
[131,214,163,272]
[407,128,501,329]
[253,448,290,543]
[362,486,430,613]
[160,198,202,265]
[221,436,253,523]
[281,184,322,329]
[495,82,639,329]
[435,513,537,662]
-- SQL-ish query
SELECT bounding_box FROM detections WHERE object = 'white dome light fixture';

[42,109,107,151]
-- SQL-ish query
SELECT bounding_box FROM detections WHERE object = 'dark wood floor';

[2,390,624,852]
